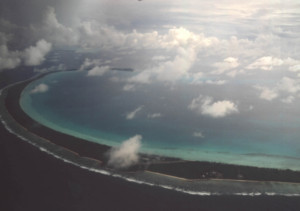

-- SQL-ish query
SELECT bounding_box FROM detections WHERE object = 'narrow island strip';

[2,73,300,184]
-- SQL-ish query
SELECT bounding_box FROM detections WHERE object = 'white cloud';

[87,66,110,76]
[247,56,283,71]
[128,70,152,84]
[277,77,300,94]
[23,39,52,66]
[152,55,168,61]
[193,131,204,138]
[281,96,295,104]
[226,69,246,78]
[39,7,79,46]
[205,80,227,85]
[212,57,239,75]
[147,113,162,119]
[0,44,21,70]
[78,21,127,49]
[30,83,49,94]
[188,96,238,118]
[161,27,218,49]
[289,64,300,72]
[126,106,143,120]
[77,27,214,85]
[80,58,103,70]
[154,47,197,82]
[0,37,51,71]
[129,46,198,84]
[3,1,300,106]
[247,57,300,71]
[255,86,279,101]
[254,77,300,102]
[189,72,204,84]
[123,84,136,91]
[79,20,209,51]
[107,135,142,169]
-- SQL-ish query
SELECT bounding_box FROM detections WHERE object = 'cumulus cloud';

[254,77,300,101]
[247,57,300,71]
[247,56,283,71]
[152,55,168,61]
[254,86,279,101]
[126,106,143,120]
[23,39,52,66]
[87,65,110,76]
[277,77,300,94]
[205,80,227,85]
[123,84,136,91]
[107,135,142,169]
[2,0,300,115]
[116,27,220,85]
[193,131,204,138]
[30,83,49,94]
[281,96,295,104]
[226,69,246,78]
[37,6,79,46]
[147,113,162,119]
[212,57,239,75]
[189,96,238,118]
[0,37,51,71]
[80,58,103,71]
[37,10,218,51]
[129,46,198,84]
[81,57,110,77]
[289,65,300,72]
[0,44,21,70]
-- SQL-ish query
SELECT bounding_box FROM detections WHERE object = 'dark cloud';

[0,0,81,26]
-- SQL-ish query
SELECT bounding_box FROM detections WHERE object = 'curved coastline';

[6,73,110,162]
[1,72,300,197]
[19,70,300,171]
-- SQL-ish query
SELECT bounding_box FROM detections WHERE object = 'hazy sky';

[1,0,300,119]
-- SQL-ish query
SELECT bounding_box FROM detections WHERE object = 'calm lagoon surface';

[20,71,300,170]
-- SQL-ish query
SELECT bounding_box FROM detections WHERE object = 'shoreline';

[2,122,299,211]
[145,170,300,186]
[2,72,300,184]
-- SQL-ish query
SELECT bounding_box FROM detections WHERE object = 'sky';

[1,0,300,123]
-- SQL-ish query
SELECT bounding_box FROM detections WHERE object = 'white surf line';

[2,115,300,197]
[1,81,300,197]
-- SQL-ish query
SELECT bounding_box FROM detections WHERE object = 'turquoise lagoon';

[20,71,300,170]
